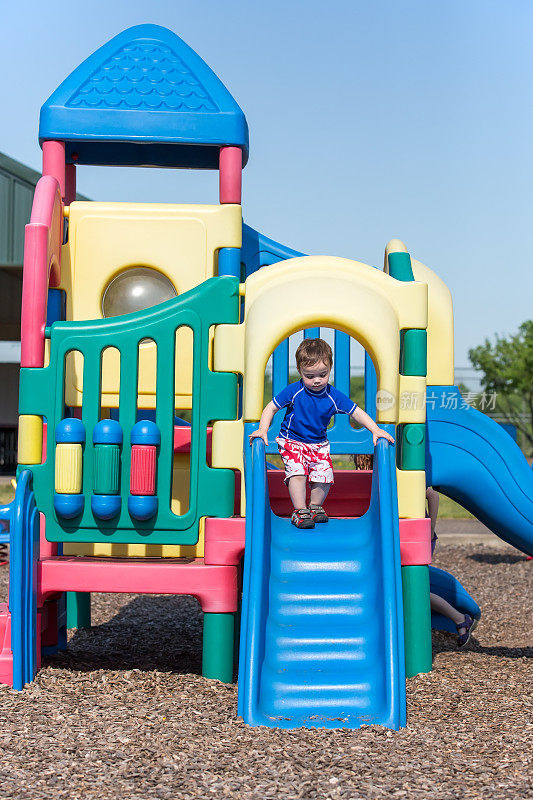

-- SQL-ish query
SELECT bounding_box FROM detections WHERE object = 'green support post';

[399,424,426,470]
[402,566,432,677]
[66,591,91,629]
[400,329,427,376]
[202,612,235,683]
[388,251,415,281]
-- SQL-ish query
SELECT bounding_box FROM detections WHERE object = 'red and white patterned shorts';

[276,437,334,485]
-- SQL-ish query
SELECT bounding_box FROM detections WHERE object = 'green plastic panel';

[19,277,240,545]
[400,329,427,376]
[401,565,432,678]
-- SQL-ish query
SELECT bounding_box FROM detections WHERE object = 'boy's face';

[299,360,331,393]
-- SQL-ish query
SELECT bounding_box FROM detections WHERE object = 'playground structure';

[0,25,532,730]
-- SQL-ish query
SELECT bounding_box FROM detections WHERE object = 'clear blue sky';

[2,0,532,366]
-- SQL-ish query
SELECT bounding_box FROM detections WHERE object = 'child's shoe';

[291,509,315,529]
[308,504,328,523]
[456,614,476,647]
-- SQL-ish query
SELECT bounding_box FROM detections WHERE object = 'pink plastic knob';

[130,445,156,495]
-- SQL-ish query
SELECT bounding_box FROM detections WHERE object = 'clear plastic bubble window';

[101,267,177,319]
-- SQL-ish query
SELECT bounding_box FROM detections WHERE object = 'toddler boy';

[249,338,394,528]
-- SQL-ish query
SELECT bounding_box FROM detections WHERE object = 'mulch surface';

[0,539,531,799]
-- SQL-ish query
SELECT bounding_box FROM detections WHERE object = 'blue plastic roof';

[39,25,249,168]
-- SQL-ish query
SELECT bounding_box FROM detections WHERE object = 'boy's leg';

[308,441,334,520]
[309,482,331,507]
[287,475,307,510]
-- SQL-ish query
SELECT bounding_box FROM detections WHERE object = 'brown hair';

[295,338,333,371]
[353,454,373,470]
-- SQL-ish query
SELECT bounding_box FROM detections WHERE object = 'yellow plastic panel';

[217,257,427,424]
[63,518,206,558]
[171,452,190,516]
[61,202,241,407]
[396,469,426,519]
[397,376,427,424]
[212,419,244,472]
[55,443,82,493]
[18,415,43,465]
[213,324,245,375]
[212,419,245,515]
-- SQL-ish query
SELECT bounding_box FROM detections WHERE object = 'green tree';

[468,320,533,455]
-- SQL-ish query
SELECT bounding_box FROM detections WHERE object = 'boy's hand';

[249,429,269,446]
[373,427,395,446]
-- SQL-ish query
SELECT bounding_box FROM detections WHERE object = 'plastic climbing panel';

[18,277,239,545]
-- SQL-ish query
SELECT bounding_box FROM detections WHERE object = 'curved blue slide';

[238,431,406,730]
[426,386,533,557]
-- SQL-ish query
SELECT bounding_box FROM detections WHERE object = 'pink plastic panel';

[21,176,63,368]
[399,517,432,566]
[204,517,245,565]
[0,605,13,686]
[39,557,238,612]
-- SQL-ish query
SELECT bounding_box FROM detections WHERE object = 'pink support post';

[65,164,76,205]
[42,141,66,200]
[219,146,242,204]
[40,512,56,558]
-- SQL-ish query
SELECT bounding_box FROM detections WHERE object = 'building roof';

[39,25,249,169]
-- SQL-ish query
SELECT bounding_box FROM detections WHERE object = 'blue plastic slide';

[426,386,533,557]
[238,432,406,729]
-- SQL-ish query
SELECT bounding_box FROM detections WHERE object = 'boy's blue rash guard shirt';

[272,380,357,443]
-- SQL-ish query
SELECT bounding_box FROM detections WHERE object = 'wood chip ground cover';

[0,540,531,799]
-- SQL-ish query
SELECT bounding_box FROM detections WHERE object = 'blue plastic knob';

[93,419,123,445]
[55,418,86,444]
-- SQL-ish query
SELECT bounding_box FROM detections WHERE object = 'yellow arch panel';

[215,256,427,424]
[384,239,454,387]
[410,258,454,387]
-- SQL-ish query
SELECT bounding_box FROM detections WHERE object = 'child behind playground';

[249,338,394,529]
[426,487,477,647]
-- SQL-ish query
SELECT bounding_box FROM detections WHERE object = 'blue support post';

[333,331,350,395]
[270,339,289,445]
[272,339,289,396]
[7,470,39,689]
[365,352,377,420]
[218,247,241,278]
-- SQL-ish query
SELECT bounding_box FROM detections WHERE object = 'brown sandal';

[309,504,328,523]
[291,509,315,529]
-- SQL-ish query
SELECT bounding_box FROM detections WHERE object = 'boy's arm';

[249,401,278,446]
[351,406,395,445]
